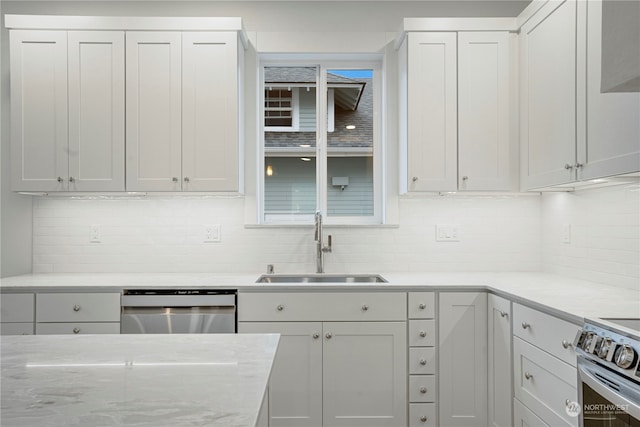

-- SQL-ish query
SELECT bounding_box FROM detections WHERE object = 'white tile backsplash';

[32,194,542,274]
[541,184,640,290]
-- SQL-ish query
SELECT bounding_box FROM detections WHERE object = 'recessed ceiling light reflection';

[300,157,312,162]
[299,144,311,148]
[346,125,356,130]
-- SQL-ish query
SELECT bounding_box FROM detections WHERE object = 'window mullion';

[316,65,328,215]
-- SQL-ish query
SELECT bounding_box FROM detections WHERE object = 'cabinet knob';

[419,330,427,338]
[68,176,75,183]
[172,177,179,183]
[276,305,284,311]
[462,176,468,181]
[564,163,574,170]
[500,310,508,318]
[325,332,332,340]
[521,322,530,330]
[57,177,64,183]
[562,339,572,349]
[361,304,369,311]
[312,333,320,340]
[412,176,419,182]
[420,415,428,423]
[524,371,533,380]
[419,386,427,394]
[419,358,427,366]
[575,163,583,169]
[418,303,426,310]
[73,304,81,312]
[183,177,190,183]
[73,327,80,334]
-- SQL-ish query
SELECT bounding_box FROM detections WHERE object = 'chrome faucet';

[314,211,332,273]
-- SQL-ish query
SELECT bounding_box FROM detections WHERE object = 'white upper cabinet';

[126,32,182,191]
[519,0,640,190]
[519,0,577,189]
[458,32,513,191]
[578,0,640,180]
[405,32,458,192]
[11,31,69,192]
[68,31,125,191]
[126,31,240,192]
[10,30,125,192]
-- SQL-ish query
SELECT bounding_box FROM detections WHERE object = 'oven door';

[578,356,640,426]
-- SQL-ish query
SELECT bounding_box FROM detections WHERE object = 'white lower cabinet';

[488,294,512,427]
[513,398,550,427]
[35,293,120,334]
[439,292,488,427]
[238,292,407,427]
[1,293,34,335]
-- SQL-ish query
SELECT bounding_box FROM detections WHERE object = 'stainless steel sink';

[256,274,387,283]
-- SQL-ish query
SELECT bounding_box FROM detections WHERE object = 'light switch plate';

[204,224,221,243]
[90,225,101,243]
[436,224,460,242]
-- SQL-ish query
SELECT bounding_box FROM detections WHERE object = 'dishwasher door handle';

[121,294,236,308]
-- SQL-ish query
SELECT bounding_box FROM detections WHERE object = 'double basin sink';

[256,274,387,284]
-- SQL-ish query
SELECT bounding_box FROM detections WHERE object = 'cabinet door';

[182,32,239,191]
[407,32,457,192]
[520,0,577,189]
[578,0,640,179]
[126,32,182,191]
[238,322,322,427]
[10,30,68,191]
[68,31,125,191]
[439,292,488,427]
[322,321,406,427]
[458,32,512,191]
[488,294,512,427]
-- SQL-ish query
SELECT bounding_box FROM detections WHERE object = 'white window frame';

[258,56,384,225]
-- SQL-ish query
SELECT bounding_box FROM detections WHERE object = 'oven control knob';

[582,332,597,352]
[614,345,637,369]
[597,338,615,359]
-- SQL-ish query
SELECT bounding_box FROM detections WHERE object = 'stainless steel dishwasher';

[121,289,236,334]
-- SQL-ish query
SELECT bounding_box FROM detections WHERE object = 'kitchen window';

[259,60,383,225]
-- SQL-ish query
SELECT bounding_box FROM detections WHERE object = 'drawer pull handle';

[325,332,332,340]
[420,415,428,423]
[419,331,427,338]
[73,328,80,334]
[73,305,81,312]
[312,333,320,340]
[361,304,369,311]
[499,310,508,318]
[521,322,530,330]
[418,303,426,310]
[524,371,533,380]
[419,386,427,394]
[419,358,427,366]
[276,305,284,311]
[562,339,572,349]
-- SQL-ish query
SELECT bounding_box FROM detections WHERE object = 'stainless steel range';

[574,321,640,426]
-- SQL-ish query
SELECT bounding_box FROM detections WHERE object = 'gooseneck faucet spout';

[314,211,332,273]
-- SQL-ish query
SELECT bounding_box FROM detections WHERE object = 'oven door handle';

[578,359,640,420]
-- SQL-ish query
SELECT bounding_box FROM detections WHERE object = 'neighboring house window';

[260,62,383,225]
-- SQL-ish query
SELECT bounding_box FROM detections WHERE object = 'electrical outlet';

[204,224,221,243]
[562,224,572,244]
[436,224,460,242]
[90,225,101,243]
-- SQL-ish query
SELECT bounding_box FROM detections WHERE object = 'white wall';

[541,184,640,290]
[31,194,541,274]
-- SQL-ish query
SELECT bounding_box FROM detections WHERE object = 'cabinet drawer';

[409,348,436,375]
[514,398,550,427]
[238,292,406,322]
[408,292,435,319]
[514,337,577,427]
[409,403,436,427]
[1,293,34,322]
[36,293,120,322]
[409,375,436,403]
[36,322,120,335]
[513,303,581,366]
[1,322,34,335]
[409,320,436,347]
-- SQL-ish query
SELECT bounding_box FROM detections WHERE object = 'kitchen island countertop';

[0,333,279,427]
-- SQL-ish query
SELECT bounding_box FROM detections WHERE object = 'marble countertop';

[1,271,639,326]
[0,334,279,427]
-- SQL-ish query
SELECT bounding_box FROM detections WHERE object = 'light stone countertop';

[1,271,639,326]
[0,333,279,427]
